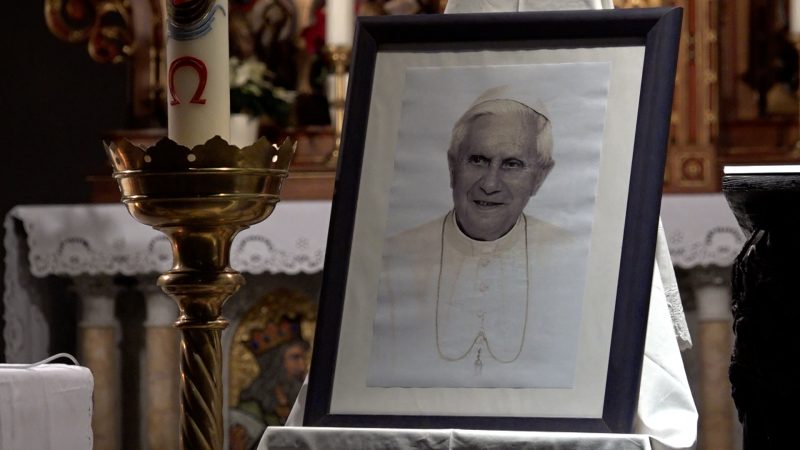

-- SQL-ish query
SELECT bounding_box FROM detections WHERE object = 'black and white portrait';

[367,63,612,389]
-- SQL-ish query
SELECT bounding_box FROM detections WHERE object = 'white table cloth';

[264,427,652,449]
[0,363,93,450]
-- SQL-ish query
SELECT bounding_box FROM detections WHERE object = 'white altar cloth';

[7,202,330,277]
[660,194,744,269]
[3,201,331,363]
[0,364,93,449]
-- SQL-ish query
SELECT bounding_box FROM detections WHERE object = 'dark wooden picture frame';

[305,7,682,434]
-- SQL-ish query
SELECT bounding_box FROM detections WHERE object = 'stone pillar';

[140,279,180,450]
[691,268,735,450]
[73,276,120,450]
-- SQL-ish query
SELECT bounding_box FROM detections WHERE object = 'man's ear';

[529,159,555,197]
[448,154,456,189]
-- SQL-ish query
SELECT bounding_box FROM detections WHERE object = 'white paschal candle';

[166,0,230,147]
[792,0,800,35]
[326,0,355,47]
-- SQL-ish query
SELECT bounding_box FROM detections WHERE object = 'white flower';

[230,57,273,89]
[272,87,296,104]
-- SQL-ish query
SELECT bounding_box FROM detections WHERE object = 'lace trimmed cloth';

[5,203,329,277]
[3,202,330,362]
[660,194,745,270]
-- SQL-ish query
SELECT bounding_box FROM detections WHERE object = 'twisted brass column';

[178,328,224,448]
[158,225,243,449]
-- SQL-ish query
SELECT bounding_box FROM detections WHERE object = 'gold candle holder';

[105,135,294,450]
[325,44,351,167]
[794,36,800,154]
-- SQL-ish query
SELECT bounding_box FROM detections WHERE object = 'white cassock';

[368,211,586,389]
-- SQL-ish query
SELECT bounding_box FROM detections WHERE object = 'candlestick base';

[324,45,351,168]
[792,36,800,155]
[105,135,295,450]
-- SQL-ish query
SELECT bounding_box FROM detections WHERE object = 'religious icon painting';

[306,7,683,433]
[228,288,316,449]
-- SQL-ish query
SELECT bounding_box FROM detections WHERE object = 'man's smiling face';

[450,112,549,241]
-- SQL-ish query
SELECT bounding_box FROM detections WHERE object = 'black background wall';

[0,3,129,361]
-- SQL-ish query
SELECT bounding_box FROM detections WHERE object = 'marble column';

[691,268,736,450]
[73,275,120,450]
[140,279,180,450]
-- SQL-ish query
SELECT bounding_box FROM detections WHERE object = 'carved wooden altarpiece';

[619,0,800,191]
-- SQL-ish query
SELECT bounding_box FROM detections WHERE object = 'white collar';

[445,211,525,256]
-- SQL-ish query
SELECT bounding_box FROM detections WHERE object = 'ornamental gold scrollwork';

[44,0,134,63]
[614,0,665,7]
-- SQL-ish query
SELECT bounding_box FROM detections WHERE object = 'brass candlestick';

[105,136,294,450]
[325,44,351,167]
[794,36,800,155]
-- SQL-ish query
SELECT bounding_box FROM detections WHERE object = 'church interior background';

[0,1,795,449]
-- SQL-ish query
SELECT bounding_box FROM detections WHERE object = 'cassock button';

[479,257,490,268]
[478,282,489,293]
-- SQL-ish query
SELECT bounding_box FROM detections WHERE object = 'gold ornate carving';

[667,0,720,191]
[614,0,665,7]
[667,150,714,188]
[44,0,135,64]
[681,156,705,181]
[616,1,720,191]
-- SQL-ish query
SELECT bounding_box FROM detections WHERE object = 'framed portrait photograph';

[306,7,682,433]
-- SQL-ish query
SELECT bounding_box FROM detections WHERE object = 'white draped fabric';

[0,363,93,450]
[264,427,653,449]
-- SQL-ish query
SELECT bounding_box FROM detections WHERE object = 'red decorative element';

[301,6,326,56]
[168,56,208,106]
[230,0,258,13]
[172,0,192,5]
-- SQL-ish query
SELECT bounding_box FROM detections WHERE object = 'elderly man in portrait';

[368,93,585,389]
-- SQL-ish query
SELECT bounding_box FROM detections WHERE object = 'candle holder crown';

[108,135,293,172]
[106,135,294,228]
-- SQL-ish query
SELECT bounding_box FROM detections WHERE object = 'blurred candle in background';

[791,0,800,35]
[166,0,230,147]
[326,0,355,47]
